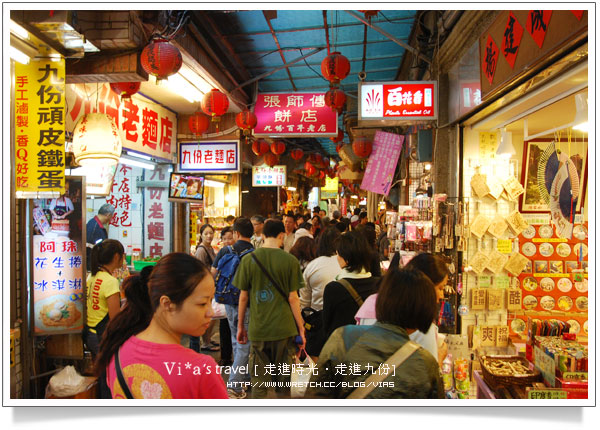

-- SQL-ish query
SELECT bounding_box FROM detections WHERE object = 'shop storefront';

[7,7,592,406]
[448,10,589,399]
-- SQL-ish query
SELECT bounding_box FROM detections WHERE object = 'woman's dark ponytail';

[94,266,153,376]
[94,255,210,377]
[90,239,124,276]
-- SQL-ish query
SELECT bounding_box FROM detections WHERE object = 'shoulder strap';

[115,347,134,399]
[347,340,421,399]
[251,253,289,304]
[337,278,364,307]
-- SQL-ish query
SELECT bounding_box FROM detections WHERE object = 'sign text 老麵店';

[254,92,338,137]
[359,81,437,121]
[66,83,177,162]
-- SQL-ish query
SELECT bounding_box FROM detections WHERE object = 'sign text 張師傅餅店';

[359,81,438,121]
[254,92,338,137]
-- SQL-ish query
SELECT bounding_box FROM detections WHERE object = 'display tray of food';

[133,258,159,271]
[479,355,541,390]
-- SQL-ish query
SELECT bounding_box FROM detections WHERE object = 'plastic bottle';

[441,353,453,392]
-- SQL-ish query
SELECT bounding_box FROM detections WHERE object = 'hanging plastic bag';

[211,298,227,319]
[290,349,315,398]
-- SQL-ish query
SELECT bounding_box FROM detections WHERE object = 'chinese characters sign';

[321,176,339,199]
[483,35,499,85]
[105,164,141,232]
[478,132,498,159]
[480,10,587,98]
[15,60,66,195]
[144,166,171,258]
[359,81,437,120]
[502,12,524,69]
[360,131,404,196]
[252,165,286,187]
[179,141,240,173]
[254,92,338,137]
[32,177,84,334]
[526,10,552,49]
[66,83,177,162]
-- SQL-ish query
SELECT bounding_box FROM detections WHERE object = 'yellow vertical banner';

[15,60,66,195]
[479,132,498,160]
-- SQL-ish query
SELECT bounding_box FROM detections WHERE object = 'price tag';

[497,239,512,254]
[495,276,510,289]
[562,372,588,380]
[478,275,491,287]
[528,390,567,399]
[532,238,568,243]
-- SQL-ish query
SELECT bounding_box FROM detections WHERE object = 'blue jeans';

[225,304,251,392]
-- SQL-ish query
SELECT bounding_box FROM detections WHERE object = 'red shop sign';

[359,81,437,121]
[254,92,338,137]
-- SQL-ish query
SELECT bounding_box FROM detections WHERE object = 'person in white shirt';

[300,227,343,311]
[282,213,296,252]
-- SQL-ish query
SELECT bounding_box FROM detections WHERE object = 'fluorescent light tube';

[119,157,155,170]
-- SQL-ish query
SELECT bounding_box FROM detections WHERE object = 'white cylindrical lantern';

[72,113,122,166]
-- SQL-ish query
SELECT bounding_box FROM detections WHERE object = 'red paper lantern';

[202,89,229,119]
[140,38,182,81]
[352,136,373,158]
[235,110,257,136]
[188,111,210,135]
[252,139,270,156]
[304,161,316,177]
[330,129,344,143]
[314,154,324,167]
[321,51,351,87]
[264,153,279,167]
[290,148,304,161]
[109,82,141,99]
[325,88,347,112]
[270,141,286,155]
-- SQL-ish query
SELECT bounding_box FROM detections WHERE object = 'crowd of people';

[84,205,450,400]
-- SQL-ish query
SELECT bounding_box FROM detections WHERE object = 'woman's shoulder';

[124,336,220,366]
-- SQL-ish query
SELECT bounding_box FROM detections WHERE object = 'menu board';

[252,165,286,187]
[508,222,588,339]
[32,177,85,335]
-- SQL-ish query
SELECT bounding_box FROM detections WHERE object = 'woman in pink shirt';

[96,253,228,399]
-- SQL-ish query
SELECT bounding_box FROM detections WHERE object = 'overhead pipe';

[344,10,432,65]
[323,10,331,55]
[230,48,325,92]
[264,11,297,92]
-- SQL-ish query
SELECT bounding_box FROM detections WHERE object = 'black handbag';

[301,307,326,357]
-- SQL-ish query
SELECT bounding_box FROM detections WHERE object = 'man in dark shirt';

[211,217,254,399]
[86,203,115,270]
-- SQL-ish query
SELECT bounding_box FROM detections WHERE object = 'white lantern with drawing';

[72,113,122,166]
